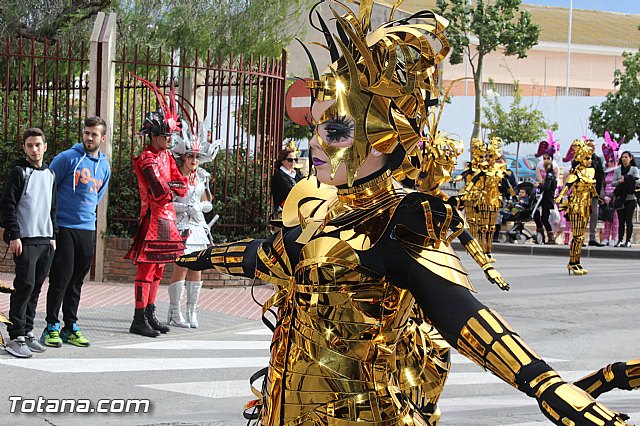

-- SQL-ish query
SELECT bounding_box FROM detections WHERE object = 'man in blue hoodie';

[41,116,111,348]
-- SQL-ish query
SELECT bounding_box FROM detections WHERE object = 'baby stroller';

[498,182,544,244]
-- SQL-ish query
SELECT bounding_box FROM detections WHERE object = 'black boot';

[145,304,170,334]
[129,308,160,337]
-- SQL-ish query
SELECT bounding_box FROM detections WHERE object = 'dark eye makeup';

[320,116,354,143]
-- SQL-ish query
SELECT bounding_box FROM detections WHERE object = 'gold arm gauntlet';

[465,238,490,267]
[176,239,255,276]
[456,308,541,387]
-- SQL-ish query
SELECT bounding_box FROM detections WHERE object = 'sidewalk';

[452,240,640,259]
[1,241,636,343]
[0,272,273,341]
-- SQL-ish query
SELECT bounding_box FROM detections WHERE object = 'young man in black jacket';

[0,128,58,358]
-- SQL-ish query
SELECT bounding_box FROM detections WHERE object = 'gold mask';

[306,2,450,186]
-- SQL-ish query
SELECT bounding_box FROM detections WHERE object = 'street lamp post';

[565,0,573,96]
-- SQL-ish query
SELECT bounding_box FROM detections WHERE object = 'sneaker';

[5,336,33,358]
[25,331,46,353]
[601,239,609,246]
[60,324,90,347]
[614,241,623,247]
[40,323,63,348]
[624,241,632,248]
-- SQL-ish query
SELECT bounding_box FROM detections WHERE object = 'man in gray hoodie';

[0,128,58,358]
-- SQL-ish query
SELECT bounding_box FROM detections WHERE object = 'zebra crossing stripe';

[0,357,270,373]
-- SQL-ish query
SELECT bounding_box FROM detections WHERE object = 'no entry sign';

[285,78,312,126]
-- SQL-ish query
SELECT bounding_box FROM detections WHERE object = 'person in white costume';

[168,119,221,328]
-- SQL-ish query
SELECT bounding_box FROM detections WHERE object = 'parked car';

[504,155,538,182]
[451,155,538,184]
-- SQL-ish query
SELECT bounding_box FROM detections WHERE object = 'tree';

[111,0,310,58]
[589,50,640,143]
[0,0,109,44]
[436,0,540,142]
[483,80,557,177]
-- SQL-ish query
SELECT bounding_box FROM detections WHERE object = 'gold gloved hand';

[574,360,640,398]
[531,372,630,425]
[481,264,509,291]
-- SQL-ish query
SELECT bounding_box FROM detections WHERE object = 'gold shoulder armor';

[281,176,337,228]
[391,195,472,289]
[565,172,578,185]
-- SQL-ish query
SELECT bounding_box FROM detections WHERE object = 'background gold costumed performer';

[455,138,486,242]
[556,139,598,275]
[177,2,631,424]
[459,137,514,261]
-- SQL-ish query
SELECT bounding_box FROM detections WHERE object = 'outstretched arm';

[387,200,630,425]
[176,239,263,278]
[400,263,629,425]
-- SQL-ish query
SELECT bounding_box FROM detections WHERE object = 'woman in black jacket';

[270,148,303,216]
[534,159,558,244]
[612,151,639,247]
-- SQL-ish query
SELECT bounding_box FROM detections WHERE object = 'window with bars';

[482,82,515,96]
[556,87,591,96]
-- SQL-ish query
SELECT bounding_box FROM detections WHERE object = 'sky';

[524,0,640,14]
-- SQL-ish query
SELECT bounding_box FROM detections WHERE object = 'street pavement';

[0,251,639,425]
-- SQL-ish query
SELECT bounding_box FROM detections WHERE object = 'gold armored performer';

[177,2,630,425]
[459,137,513,260]
[556,139,598,275]
[455,138,486,240]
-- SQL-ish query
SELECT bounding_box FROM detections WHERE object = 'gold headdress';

[304,0,450,186]
[570,139,594,166]
[485,136,503,165]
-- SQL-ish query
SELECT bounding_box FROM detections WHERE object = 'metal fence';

[108,47,286,238]
[1,35,286,240]
[0,37,89,175]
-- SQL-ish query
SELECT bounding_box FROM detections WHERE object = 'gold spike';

[389,0,405,20]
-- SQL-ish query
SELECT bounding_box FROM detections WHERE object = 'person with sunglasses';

[270,147,302,217]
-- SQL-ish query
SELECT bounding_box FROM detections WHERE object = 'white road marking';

[139,379,263,399]
[107,340,271,350]
[0,357,270,373]
[237,328,272,336]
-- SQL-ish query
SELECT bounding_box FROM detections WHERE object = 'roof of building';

[375,0,640,49]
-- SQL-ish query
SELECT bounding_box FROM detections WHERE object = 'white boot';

[167,281,190,328]
[185,280,203,328]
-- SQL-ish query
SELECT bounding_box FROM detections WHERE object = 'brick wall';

[0,237,253,288]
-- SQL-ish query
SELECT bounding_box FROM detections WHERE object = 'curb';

[451,241,640,259]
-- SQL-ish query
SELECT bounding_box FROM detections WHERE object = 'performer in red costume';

[125,77,188,337]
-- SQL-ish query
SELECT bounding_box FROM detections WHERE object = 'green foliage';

[589,50,640,143]
[436,0,540,141]
[111,0,310,59]
[206,147,271,242]
[0,91,83,179]
[284,117,312,141]
[483,80,557,175]
[483,81,557,145]
[0,0,108,44]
